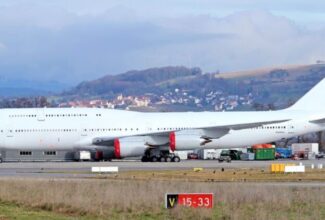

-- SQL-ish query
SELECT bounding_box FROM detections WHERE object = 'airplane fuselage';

[0,108,323,151]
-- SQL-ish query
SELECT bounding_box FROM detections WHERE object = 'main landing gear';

[141,149,180,162]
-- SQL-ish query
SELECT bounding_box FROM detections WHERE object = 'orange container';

[253,144,274,149]
[262,144,273,148]
[252,144,263,149]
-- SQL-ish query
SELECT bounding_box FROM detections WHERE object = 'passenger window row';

[85,128,139,132]
[9,114,36,118]
[46,114,87,117]
[9,113,90,118]
[157,127,188,131]
[0,129,78,133]
[1,128,139,133]
[253,126,288,129]
[0,127,190,133]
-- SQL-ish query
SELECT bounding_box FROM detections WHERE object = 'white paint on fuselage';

[0,108,323,150]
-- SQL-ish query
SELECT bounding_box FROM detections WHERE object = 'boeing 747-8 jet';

[1,78,325,162]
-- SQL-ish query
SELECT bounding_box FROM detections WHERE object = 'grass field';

[0,174,324,220]
[0,201,86,220]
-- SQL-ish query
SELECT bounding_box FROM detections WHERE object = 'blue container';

[275,148,292,158]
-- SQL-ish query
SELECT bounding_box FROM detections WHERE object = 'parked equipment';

[218,150,242,162]
[240,152,255,161]
[198,149,219,160]
[74,151,91,161]
[316,152,325,159]
[174,151,191,160]
[94,151,103,161]
[275,148,292,159]
[188,153,199,160]
[223,150,242,160]
[254,148,275,160]
[291,143,319,159]
[218,155,231,163]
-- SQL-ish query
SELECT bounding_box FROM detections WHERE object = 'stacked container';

[251,144,275,160]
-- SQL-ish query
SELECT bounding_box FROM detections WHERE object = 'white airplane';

[1,78,325,162]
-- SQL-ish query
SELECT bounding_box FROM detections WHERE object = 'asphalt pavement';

[0,159,323,178]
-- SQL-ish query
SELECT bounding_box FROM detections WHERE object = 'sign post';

[165,193,213,209]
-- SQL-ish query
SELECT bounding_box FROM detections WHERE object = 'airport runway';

[0,159,323,178]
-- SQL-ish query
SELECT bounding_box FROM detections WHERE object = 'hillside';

[222,63,325,107]
[63,64,325,110]
[215,64,312,79]
[66,66,203,98]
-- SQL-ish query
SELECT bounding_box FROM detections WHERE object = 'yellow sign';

[270,163,296,173]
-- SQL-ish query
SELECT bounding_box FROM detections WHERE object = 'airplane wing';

[199,119,289,131]
[92,119,290,145]
[310,118,325,124]
[198,119,290,139]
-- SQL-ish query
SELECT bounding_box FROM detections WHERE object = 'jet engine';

[169,131,209,151]
[114,136,149,158]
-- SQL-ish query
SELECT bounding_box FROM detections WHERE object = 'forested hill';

[63,64,325,110]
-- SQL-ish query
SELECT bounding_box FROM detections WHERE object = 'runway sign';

[91,166,119,173]
[284,165,305,173]
[165,193,213,209]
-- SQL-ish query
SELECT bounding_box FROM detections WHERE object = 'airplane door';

[80,123,88,137]
[146,122,153,132]
[4,125,14,148]
[37,108,45,121]
[5,125,13,138]
[287,124,295,135]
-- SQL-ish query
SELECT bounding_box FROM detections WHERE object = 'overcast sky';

[0,0,325,84]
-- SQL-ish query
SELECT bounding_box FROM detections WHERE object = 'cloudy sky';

[0,0,325,84]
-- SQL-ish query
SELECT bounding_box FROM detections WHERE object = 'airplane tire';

[172,156,180,162]
[160,157,166,162]
[141,156,149,162]
[151,156,158,162]
[165,156,172,162]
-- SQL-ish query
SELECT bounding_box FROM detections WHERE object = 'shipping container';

[254,148,275,160]
[275,148,292,158]
[252,144,274,149]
